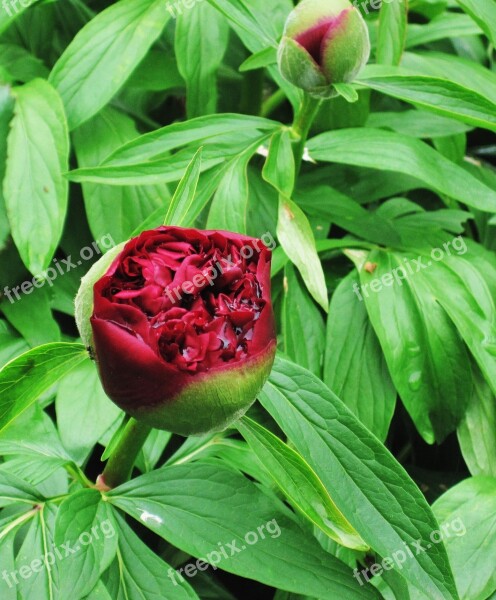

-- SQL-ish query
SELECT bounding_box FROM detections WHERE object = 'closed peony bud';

[76,227,276,437]
[278,0,370,97]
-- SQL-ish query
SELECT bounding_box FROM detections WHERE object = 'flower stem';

[98,418,152,490]
[291,93,322,174]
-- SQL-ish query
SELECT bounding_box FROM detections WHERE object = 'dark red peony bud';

[76,226,276,436]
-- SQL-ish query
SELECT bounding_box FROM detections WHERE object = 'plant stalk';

[291,94,322,174]
[98,418,152,490]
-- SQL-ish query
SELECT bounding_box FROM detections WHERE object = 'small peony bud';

[76,226,276,437]
[278,0,370,97]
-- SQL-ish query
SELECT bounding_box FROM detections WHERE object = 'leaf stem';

[261,88,286,118]
[65,462,94,488]
[97,418,152,490]
[0,507,39,541]
[291,94,322,174]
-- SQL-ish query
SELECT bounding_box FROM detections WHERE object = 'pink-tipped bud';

[278,0,370,97]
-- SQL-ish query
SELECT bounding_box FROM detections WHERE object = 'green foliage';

[0,0,495,597]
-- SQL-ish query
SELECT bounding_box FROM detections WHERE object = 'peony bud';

[76,226,276,437]
[278,0,370,97]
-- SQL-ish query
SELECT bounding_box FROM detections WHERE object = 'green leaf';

[49,265,83,318]
[301,163,420,205]
[88,113,278,166]
[197,438,276,487]
[4,79,69,274]
[161,163,231,230]
[164,148,203,226]
[433,476,496,600]
[107,462,379,599]
[314,89,370,130]
[277,196,328,311]
[100,416,128,463]
[405,13,481,48]
[0,525,17,600]
[0,455,67,488]
[67,114,279,185]
[126,50,184,92]
[138,164,230,237]
[294,183,401,246]
[103,511,199,600]
[84,581,113,600]
[458,239,496,297]
[246,168,279,239]
[455,0,496,45]
[0,0,41,35]
[0,470,43,506]
[7,3,56,58]
[239,46,278,72]
[377,0,407,65]
[49,0,171,129]
[282,263,325,376]
[0,342,87,433]
[136,429,171,473]
[402,51,496,104]
[188,571,237,600]
[358,68,496,133]
[262,129,295,197]
[333,83,359,103]
[0,403,71,464]
[164,432,219,465]
[0,320,29,369]
[14,503,59,600]
[307,128,496,212]
[175,2,229,118]
[1,286,61,347]
[55,489,118,598]
[0,86,14,250]
[237,415,368,550]
[457,364,496,478]
[348,247,471,443]
[205,0,281,51]
[380,206,473,245]
[75,242,127,349]
[259,356,459,599]
[324,271,396,442]
[367,109,472,138]
[207,137,269,233]
[56,360,122,464]
[433,132,466,164]
[73,107,168,244]
[415,251,496,404]
[0,44,49,82]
